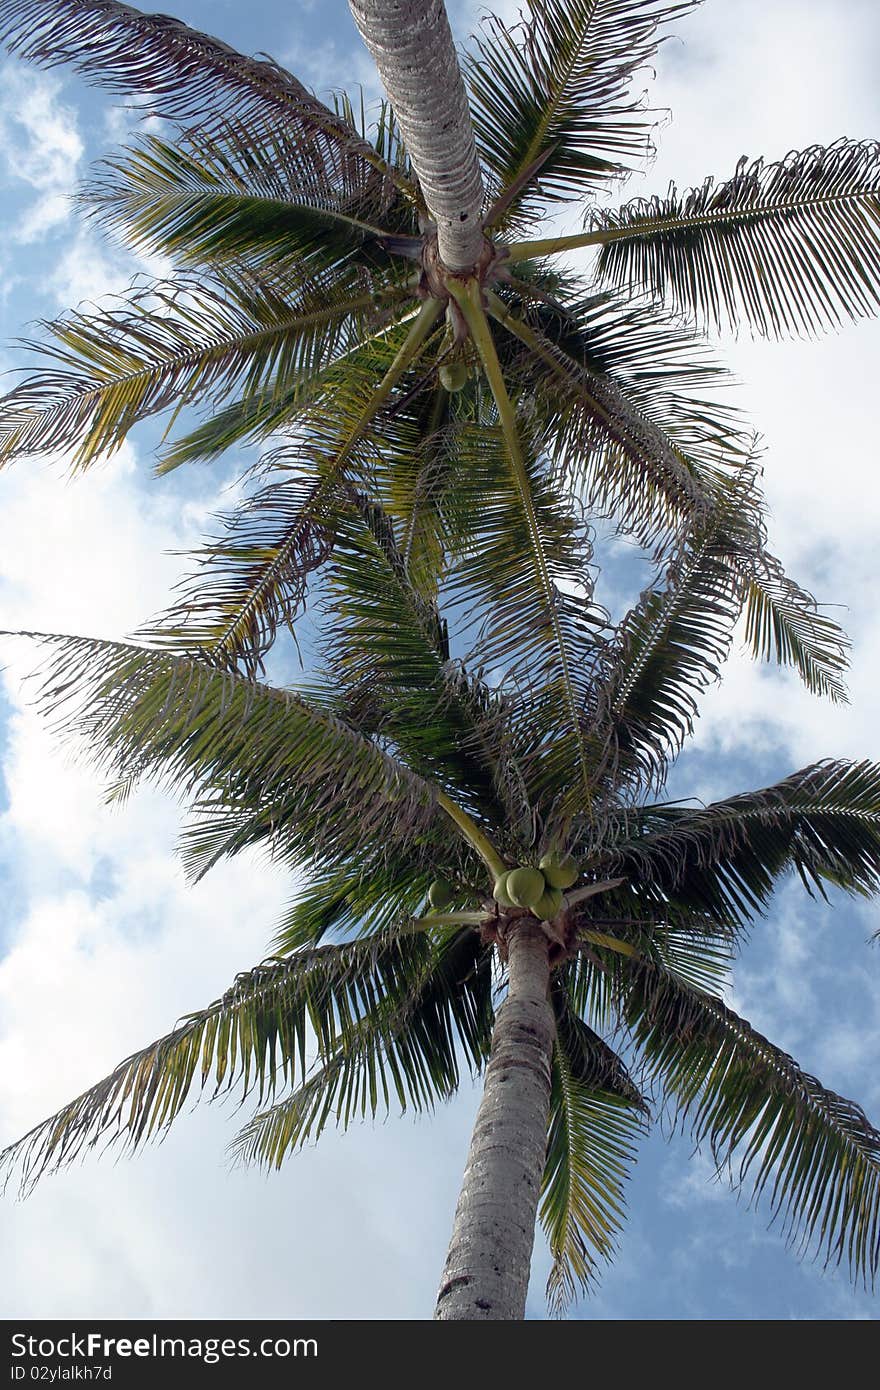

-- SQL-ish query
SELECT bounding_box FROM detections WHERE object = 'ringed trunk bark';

[347,0,486,270]
[434,920,555,1320]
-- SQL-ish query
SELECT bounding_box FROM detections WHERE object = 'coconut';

[428,877,454,909]
[539,850,579,890]
[439,361,468,392]
[532,885,563,920]
[506,866,547,909]
[493,871,515,907]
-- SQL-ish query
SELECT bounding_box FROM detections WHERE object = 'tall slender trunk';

[434,920,555,1320]
[347,0,486,270]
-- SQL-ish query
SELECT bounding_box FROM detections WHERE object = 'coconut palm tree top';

[2,471,879,1312]
[1,0,880,690]
[1,0,880,1320]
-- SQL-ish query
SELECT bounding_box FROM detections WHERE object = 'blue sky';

[1,0,879,1322]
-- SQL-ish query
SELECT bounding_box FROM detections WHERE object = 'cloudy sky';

[1,0,879,1323]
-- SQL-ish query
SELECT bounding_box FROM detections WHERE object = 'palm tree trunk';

[434,919,555,1320]
[347,0,486,271]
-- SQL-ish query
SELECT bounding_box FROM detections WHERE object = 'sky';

[0,0,879,1323]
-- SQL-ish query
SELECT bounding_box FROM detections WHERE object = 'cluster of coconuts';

[426,851,579,919]
[494,851,579,920]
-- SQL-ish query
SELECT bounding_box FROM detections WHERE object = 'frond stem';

[448,277,594,818]
[411,911,488,927]
[505,231,604,263]
[435,789,506,879]
[207,294,443,657]
[485,288,629,445]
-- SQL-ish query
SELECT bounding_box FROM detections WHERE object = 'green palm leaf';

[141,467,345,673]
[509,282,744,473]
[625,960,880,1284]
[0,928,474,1192]
[565,888,736,993]
[487,287,741,547]
[4,632,440,866]
[444,416,608,817]
[84,126,407,275]
[139,303,445,671]
[230,928,494,1169]
[153,287,424,472]
[268,859,441,952]
[0,0,404,197]
[540,984,647,1313]
[580,506,744,803]
[175,770,486,903]
[155,389,305,471]
[579,473,838,801]
[321,490,528,824]
[741,558,850,702]
[379,389,453,600]
[0,270,388,468]
[467,0,700,225]
[605,760,880,931]
[590,141,880,336]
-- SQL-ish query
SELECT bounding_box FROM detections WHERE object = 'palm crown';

[4,483,880,1312]
[1,0,880,1319]
[2,0,879,683]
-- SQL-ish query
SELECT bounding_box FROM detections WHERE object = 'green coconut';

[539,850,579,890]
[532,885,563,920]
[506,866,547,909]
[439,360,468,392]
[428,877,454,909]
[493,871,515,907]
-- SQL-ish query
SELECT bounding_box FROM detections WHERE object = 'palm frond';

[231,929,494,1167]
[178,774,486,906]
[487,286,742,548]
[5,632,440,866]
[467,0,700,226]
[581,475,762,801]
[0,270,385,469]
[382,390,453,600]
[320,490,529,826]
[142,301,444,672]
[604,760,880,930]
[520,284,745,474]
[268,858,442,952]
[626,960,880,1285]
[443,415,608,819]
[141,468,345,674]
[84,125,410,275]
[741,555,850,702]
[591,141,880,336]
[153,284,418,472]
[566,886,736,995]
[0,0,406,199]
[541,984,647,1313]
[0,928,468,1192]
[155,390,302,472]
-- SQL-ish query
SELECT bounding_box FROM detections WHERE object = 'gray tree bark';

[347,0,486,270]
[434,920,555,1320]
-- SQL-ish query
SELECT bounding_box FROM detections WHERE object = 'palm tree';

[2,0,880,679]
[3,458,880,1318]
[1,0,879,1320]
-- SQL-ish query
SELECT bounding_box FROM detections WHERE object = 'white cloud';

[0,67,82,242]
[661,1147,730,1211]
[45,230,141,312]
[0,444,214,640]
